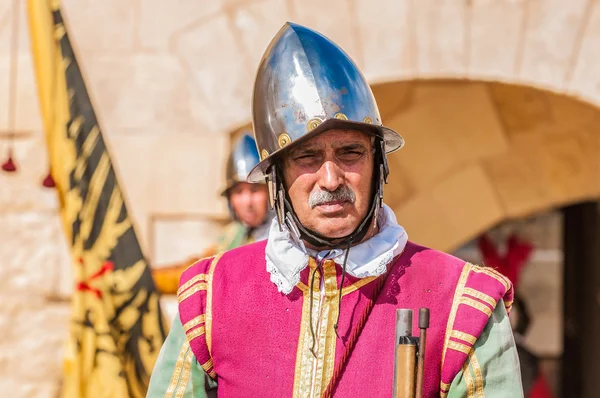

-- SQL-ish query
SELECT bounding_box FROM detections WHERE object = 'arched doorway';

[373,80,599,252]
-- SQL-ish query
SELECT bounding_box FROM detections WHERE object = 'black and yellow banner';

[27,1,167,397]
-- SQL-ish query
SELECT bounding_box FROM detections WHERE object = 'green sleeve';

[215,221,248,252]
[147,315,218,398]
[447,302,524,398]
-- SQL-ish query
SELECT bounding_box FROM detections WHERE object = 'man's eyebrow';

[335,142,367,150]
[289,145,319,156]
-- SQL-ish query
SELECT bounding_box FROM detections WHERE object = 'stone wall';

[0,1,230,395]
[0,207,71,397]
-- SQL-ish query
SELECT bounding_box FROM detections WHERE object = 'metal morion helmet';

[248,22,405,248]
[222,133,262,197]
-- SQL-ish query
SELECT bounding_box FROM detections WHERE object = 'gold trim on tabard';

[206,252,224,355]
[296,281,308,293]
[447,340,472,355]
[363,116,373,124]
[200,358,213,373]
[200,358,216,379]
[464,287,497,310]
[341,276,376,296]
[292,259,339,397]
[183,255,212,273]
[165,342,190,398]
[462,359,475,398]
[186,326,206,343]
[178,283,208,304]
[504,299,514,313]
[450,330,477,346]
[460,296,493,317]
[292,271,314,397]
[342,249,402,296]
[175,350,194,398]
[469,351,485,397]
[333,112,348,120]
[440,380,450,397]
[441,263,472,370]
[471,266,511,292]
[278,133,292,148]
[307,118,323,131]
[183,315,206,333]
[178,274,208,296]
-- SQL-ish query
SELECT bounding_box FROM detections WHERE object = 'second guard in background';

[152,133,272,294]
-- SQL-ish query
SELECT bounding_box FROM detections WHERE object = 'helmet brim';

[247,119,404,182]
[221,178,267,197]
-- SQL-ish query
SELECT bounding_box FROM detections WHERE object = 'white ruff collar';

[265,204,408,294]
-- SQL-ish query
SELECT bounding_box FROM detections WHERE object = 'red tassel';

[1,154,17,172]
[42,172,55,188]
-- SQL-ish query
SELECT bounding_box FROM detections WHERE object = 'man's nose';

[317,161,344,192]
[240,191,254,207]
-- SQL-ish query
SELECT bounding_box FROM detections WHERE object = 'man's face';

[282,129,374,239]
[229,182,269,228]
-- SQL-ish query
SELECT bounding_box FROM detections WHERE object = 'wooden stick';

[395,343,417,397]
[415,308,430,398]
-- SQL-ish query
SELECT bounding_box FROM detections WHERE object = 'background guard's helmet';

[222,133,262,197]
[248,22,405,247]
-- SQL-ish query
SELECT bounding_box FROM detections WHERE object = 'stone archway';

[374,80,600,251]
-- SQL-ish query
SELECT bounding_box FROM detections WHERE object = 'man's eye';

[295,154,316,160]
[340,151,363,158]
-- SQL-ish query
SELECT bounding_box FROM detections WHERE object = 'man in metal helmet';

[220,133,272,244]
[152,134,272,294]
[148,23,523,397]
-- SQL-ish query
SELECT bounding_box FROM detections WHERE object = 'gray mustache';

[308,186,356,209]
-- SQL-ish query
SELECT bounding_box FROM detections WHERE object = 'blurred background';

[1,0,599,397]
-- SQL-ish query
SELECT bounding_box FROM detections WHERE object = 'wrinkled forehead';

[287,129,373,153]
